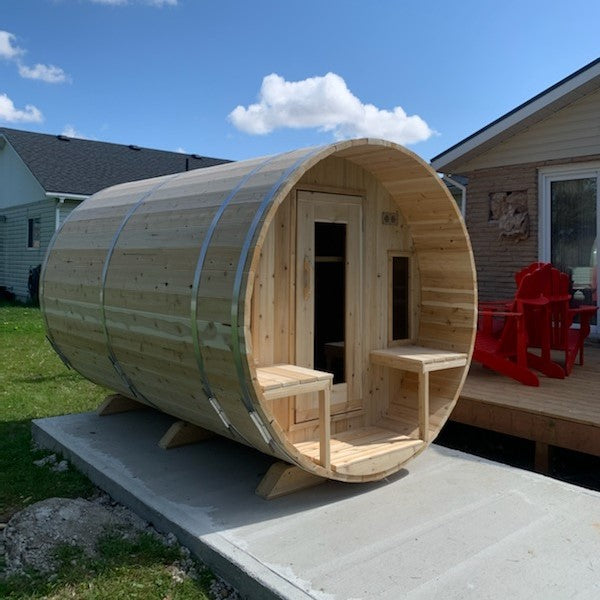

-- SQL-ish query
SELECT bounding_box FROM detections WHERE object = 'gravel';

[0,454,240,599]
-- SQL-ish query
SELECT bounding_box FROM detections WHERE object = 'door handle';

[303,256,312,301]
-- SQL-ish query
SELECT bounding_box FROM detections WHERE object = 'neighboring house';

[0,127,229,301]
[432,58,600,318]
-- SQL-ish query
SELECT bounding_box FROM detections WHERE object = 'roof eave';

[431,57,600,173]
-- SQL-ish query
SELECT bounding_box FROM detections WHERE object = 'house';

[0,127,229,301]
[431,58,600,318]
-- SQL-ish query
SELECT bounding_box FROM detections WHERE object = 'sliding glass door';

[541,166,599,331]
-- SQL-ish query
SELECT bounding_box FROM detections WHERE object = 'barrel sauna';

[41,139,477,483]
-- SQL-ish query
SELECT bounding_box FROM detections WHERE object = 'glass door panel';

[295,191,362,423]
[550,177,597,326]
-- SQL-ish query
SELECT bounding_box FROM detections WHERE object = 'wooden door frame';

[294,190,363,423]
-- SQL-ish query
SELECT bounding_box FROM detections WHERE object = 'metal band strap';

[99,174,181,407]
[230,146,323,449]
[46,336,72,370]
[190,155,278,440]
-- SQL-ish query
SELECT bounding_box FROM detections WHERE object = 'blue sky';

[1,0,599,162]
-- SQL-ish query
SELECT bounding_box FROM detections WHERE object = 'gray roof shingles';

[0,127,231,196]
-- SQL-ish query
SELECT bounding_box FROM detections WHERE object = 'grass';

[0,531,212,599]
[0,301,213,599]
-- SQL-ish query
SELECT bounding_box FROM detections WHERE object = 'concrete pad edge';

[32,417,314,600]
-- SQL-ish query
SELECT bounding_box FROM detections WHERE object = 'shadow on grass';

[16,372,83,384]
[0,529,213,599]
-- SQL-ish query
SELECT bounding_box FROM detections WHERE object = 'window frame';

[27,216,41,250]
[388,250,414,346]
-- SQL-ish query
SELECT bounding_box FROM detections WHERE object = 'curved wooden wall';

[41,139,476,482]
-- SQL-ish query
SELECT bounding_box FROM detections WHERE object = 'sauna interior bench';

[369,345,469,373]
[256,364,332,468]
[370,345,468,444]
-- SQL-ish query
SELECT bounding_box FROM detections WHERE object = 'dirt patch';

[1,497,144,575]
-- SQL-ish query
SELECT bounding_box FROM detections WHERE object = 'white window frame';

[538,162,600,260]
[539,162,600,334]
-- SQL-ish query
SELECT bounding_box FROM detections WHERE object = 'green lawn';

[0,301,213,599]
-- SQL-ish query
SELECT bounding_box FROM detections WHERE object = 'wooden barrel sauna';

[40,138,477,483]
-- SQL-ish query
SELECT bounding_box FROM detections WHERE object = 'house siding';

[0,219,5,288]
[455,88,600,172]
[1,199,57,300]
[464,153,600,301]
[0,138,46,209]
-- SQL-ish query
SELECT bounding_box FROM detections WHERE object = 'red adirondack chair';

[522,263,598,375]
[474,268,552,386]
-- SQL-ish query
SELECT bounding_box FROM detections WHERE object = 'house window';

[28,217,41,249]
[389,253,411,342]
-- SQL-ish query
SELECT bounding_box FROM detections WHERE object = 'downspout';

[55,197,65,231]
[443,175,467,218]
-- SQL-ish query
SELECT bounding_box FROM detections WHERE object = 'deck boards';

[294,426,423,468]
[454,343,600,458]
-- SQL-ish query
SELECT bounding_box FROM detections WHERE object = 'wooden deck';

[453,342,600,471]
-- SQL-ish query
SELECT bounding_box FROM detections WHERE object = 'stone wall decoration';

[489,190,529,241]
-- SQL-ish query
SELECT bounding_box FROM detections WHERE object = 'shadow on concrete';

[33,409,411,534]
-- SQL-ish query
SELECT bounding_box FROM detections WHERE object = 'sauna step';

[294,426,425,478]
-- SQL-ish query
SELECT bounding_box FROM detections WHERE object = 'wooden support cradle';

[97,394,147,416]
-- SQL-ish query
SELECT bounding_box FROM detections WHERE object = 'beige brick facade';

[463,153,600,301]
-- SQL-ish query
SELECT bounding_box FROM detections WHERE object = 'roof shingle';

[0,127,231,196]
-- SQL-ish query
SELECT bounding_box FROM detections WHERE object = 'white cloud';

[0,30,70,84]
[0,93,43,123]
[18,63,70,84]
[229,72,435,145]
[61,124,87,139]
[0,31,23,60]
[175,146,187,153]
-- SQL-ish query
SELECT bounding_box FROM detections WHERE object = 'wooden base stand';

[97,394,147,416]
[256,462,325,500]
[159,420,214,449]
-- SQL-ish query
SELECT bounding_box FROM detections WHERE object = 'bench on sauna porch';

[255,345,468,475]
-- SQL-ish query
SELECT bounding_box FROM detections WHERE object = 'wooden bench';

[256,364,333,468]
[370,346,468,442]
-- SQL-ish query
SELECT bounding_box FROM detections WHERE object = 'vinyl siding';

[0,138,46,209]
[1,199,57,300]
[455,87,600,173]
[0,219,5,288]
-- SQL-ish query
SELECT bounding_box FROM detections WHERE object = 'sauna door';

[295,191,363,423]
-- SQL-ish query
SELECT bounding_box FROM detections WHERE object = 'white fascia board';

[432,61,600,172]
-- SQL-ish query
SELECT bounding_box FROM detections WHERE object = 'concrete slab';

[33,410,600,600]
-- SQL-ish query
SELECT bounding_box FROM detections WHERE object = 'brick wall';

[463,154,600,301]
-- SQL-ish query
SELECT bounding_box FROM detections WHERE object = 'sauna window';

[314,222,345,384]
[390,254,410,341]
